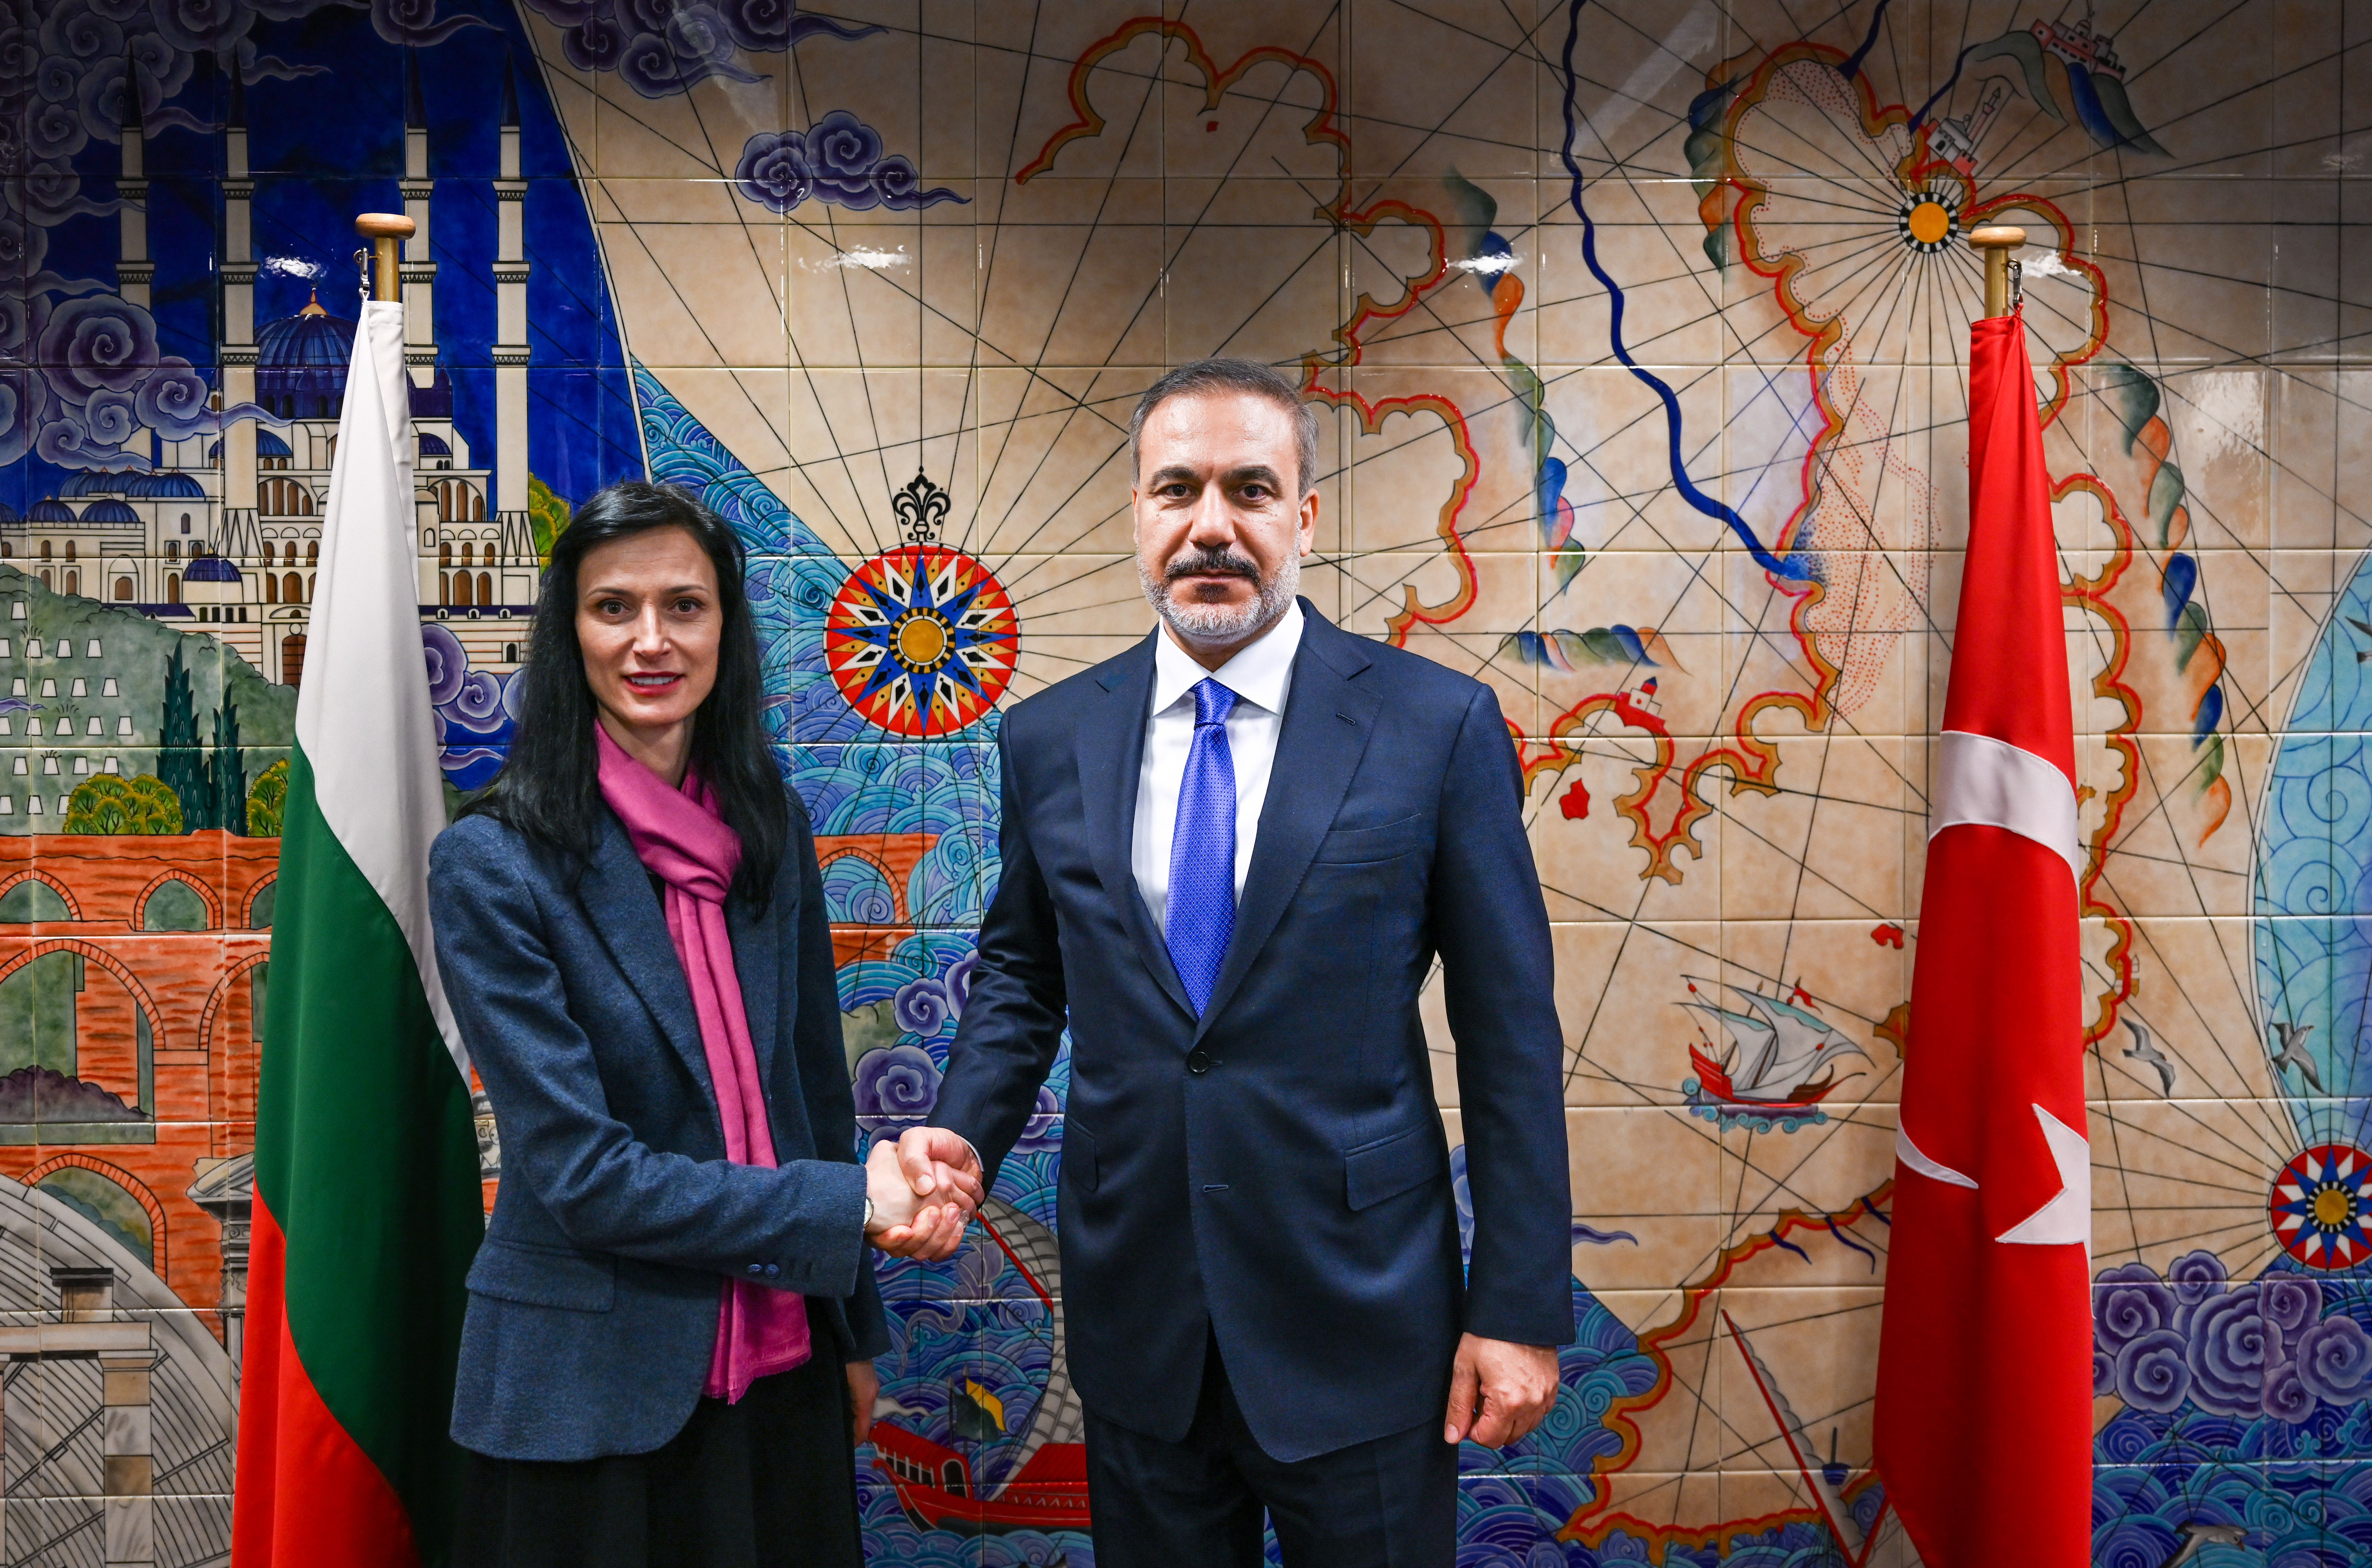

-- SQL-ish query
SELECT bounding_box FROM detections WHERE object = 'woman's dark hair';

[464,480,789,907]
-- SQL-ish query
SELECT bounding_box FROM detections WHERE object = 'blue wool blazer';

[933,602,1572,1464]
[429,789,886,1463]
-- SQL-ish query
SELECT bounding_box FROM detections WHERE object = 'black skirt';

[452,1348,864,1568]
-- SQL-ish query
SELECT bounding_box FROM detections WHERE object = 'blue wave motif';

[634,362,825,555]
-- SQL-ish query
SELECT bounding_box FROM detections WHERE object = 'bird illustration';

[2162,1520,2248,1566]
[2122,1015,2177,1096]
[2347,615,2372,661]
[2271,1020,2323,1092]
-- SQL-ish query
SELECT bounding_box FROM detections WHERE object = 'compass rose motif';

[1895,186,1960,254]
[2271,1144,2372,1270]
[824,543,1019,737]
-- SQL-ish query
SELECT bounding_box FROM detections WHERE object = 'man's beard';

[1140,544,1299,651]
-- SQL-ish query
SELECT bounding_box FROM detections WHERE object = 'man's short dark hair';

[1129,358,1319,499]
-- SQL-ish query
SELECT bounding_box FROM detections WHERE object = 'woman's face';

[575,526,723,743]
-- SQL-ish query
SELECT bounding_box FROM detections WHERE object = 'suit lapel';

[1194,610,1379,1040]
[581,817,716,1104]
[1081,634,1195,1019]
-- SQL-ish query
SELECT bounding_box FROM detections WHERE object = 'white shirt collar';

[1151,600,1304,717]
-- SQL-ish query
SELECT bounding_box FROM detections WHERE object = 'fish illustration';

[2162,1521,2248,1566]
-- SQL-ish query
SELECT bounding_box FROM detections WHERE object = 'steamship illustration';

[868,1196,1090,1534]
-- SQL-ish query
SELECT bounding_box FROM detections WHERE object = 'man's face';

[1131,388,1319,655]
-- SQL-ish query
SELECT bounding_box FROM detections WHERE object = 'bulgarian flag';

[1872,307,2093,1566]
[233,298,484,1566]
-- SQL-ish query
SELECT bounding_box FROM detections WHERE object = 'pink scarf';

[596,724,812,1403]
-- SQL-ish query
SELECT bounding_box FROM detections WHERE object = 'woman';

[430,481,972,1567]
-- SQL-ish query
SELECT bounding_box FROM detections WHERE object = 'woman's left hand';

[846,1359,879,1447]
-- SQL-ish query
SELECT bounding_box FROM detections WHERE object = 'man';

[899,359,1571,1565]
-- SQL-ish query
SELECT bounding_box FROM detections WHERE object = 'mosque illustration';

[0,57,540,687]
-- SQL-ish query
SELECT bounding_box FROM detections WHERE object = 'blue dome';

[183,556,241,584]
[0,502,17,523]
[57,472,121,497]
[79,500,139,524]
[123,472,206,499]
[418,431,450,456]
[24,500,76,523]
[214,429,292,459]
[257,300,358,412]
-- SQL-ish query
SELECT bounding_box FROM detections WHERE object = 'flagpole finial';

[1968,225,2026,320]
[354,213,415,303]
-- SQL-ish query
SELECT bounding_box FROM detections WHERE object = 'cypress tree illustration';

[156,640,212,831]
[210,698,248,837]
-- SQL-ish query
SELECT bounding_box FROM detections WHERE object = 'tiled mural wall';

[1,0,2367,1561]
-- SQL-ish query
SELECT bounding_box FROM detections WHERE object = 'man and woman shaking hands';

[433,359,1569,1568]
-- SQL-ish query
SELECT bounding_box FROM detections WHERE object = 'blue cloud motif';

[735,113,966,214]
[521,0,877,98]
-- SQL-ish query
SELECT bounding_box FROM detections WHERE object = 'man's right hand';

[864,1140,971,1261]
[896,1126,986,1219]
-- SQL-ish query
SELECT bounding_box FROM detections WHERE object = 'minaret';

[400,49,438,389]
[116,56,152,310]
[117,57,154,467]
[220,68,259,525]
[493,59,532,543]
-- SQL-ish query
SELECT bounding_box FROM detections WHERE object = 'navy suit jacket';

[430,791,887,1462]
[933,602,1571,1463]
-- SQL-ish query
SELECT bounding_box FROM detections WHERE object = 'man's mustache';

[1164,548,1260,583]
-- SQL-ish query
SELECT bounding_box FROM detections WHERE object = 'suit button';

[746,1264,764,1277]
[764,1263,781,1279]
[1187,1049,1213,1075]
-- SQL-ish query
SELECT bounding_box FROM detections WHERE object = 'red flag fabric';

[1873,307,2092,1567]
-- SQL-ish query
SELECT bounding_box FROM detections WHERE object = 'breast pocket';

[1309,813,1428,866]
[466,1237,618,1312]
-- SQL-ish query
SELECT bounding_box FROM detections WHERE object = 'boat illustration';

[1722,1312,1919,1567]
[869,1195,1091,1535]
[1681,983,1871,1129]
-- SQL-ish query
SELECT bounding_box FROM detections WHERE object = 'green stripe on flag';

[257,745,483,1554]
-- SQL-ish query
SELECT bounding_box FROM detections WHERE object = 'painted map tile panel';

[2,0,2369,1562]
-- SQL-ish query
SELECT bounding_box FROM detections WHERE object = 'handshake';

[859,1128,985,1262]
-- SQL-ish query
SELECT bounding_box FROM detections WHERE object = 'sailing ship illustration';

[1723,1312,1922,1567]
[868,1195,1090,1535]
[1681,982,1871,1130]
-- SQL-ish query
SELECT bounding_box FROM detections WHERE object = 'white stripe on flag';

[1929,729,2082,886]
[292,298,466,1076]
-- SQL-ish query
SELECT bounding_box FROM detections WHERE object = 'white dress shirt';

[1132,602,1303,939]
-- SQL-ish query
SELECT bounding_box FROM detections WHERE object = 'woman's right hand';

[863,1140,969,1261]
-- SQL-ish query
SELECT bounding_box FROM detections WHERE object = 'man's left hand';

[847,1360,879,1448]
[1442,1333,1559,1447]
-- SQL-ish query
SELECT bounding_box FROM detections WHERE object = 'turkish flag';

[1872,308,2092,1567]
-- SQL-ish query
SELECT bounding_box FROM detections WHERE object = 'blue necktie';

[1166,678,1238,1016]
